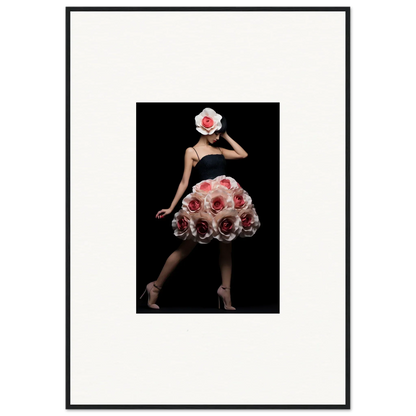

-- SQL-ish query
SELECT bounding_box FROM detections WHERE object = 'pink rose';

[212,175,239,191]
[200,182,212,192]
[195,108,222,135]
[220,178,231,189]
[220,218,233,234]
[188,199,201,212]
[204,188,233,216]
[178,217,189,231]
[201,116,214,128]
[190,212,217,244]
[241,213,253,228]
[234,194,245,208]
[196,220,208,235]
[182,192,204,213]
[232,188,252,211]
[192,179,215,194]
[172,209,192,240]
[212,197,225,212]
[213,209,242,243]
[239,207,261,238]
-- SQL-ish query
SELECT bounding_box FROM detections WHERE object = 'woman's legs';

[219,242,232,287]
[218,242,235,309]
[147,239,198,305]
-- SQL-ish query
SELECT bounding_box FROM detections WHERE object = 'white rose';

[239,207,261,238]
[182,192,204,213]
[212,175,240,191]
[204,188,234,216]
[195,108,222,135]
[172,209,192,240]
[213,209,242,243]
[189,212,217,244]
[232,188,252,211]
[192,178,216,194]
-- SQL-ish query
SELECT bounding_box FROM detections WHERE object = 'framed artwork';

[66,6,350,409]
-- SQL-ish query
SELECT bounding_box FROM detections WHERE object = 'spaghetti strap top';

[191,146,227,181]
[192,147,200,161]
[192,146,223,160]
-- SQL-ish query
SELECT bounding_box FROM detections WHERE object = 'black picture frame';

[61,2,357,415]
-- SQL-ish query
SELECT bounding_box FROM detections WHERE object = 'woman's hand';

[156,208,173,219]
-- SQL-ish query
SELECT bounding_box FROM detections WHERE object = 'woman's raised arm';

[218,131,248,160]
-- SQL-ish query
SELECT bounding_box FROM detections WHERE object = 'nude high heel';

[140,281,162,309]
[217,286,236,311]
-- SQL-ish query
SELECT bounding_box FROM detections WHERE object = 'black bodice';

[193,154,227,181]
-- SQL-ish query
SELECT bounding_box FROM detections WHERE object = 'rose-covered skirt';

[172,175,260,244]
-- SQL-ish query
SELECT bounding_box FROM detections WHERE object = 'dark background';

[136,103,279,313]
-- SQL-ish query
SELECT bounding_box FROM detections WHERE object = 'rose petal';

[201,116,214,128]
[213,209,242,242]
[196,126,210,135]
[220,179,231,189]
[200,182,212,192]
[192,179,216,194]
[203,108,216,117]
[183,192,204,213]
[201,107,222,122]
[204,188,234,215]
[238,207,260,238]
[172,209,193,240]
[232,188,252,210]
[189,211,217,244]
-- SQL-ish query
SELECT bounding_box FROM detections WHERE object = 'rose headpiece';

[195,108,222,135]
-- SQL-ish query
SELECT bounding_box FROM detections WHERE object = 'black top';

[192,147,227,181]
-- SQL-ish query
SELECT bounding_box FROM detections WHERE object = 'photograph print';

[136,103,279,313]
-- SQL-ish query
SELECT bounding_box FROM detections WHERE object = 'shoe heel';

[217,286,236,311]
[139,287,147,300]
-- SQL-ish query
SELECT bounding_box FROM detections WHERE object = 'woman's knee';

[177,240,197,260]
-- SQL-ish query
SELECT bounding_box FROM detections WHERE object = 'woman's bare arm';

[156,147,195,219]
[219,131,248,160]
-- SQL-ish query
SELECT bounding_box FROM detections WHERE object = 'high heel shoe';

[139,281,162,309]
[217,286,236,311]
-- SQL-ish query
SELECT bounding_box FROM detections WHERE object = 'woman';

[140,108,260,310]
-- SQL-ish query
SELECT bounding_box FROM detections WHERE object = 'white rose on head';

[195,108,222,135]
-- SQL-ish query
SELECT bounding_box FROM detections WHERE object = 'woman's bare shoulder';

[185,147,197,156]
